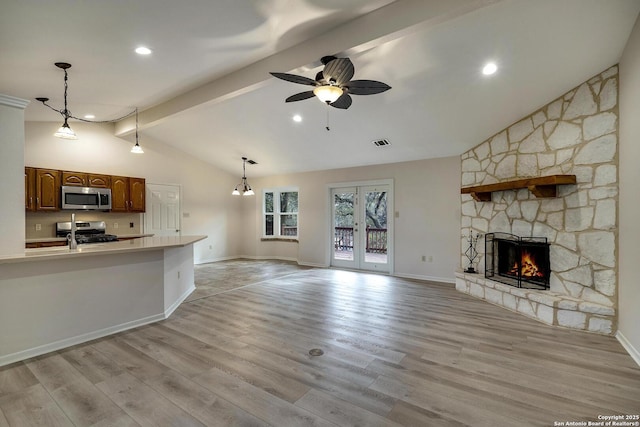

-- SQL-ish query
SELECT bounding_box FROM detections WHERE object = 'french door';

[331,184,390,272]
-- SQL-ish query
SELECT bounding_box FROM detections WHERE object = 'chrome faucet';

[68,213,78,250]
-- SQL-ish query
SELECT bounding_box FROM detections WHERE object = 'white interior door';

[145,183,181,237]
[331,184,390,272]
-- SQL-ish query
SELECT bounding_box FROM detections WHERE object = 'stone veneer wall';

[457,66,618,334]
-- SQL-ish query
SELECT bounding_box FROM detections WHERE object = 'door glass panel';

[364,190,388,264]
[334,191,355,262]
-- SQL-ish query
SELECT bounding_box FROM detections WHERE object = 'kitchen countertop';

[3,235,206,264]
[25,233,154,243]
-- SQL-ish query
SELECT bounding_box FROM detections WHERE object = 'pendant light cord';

[37,64,136,123]
[62,68,69,121]
[135,107,139,144]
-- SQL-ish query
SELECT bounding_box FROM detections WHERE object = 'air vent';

[372,139,391,147]
[247,159,258,165]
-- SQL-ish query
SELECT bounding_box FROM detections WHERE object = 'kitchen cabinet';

[35,168,61,211]
[25,166,143,212]
[25,167,35,211]
[129,177,146,212]
[88,174,111,188]
[62,172,111,188]
[111,176,145,212]
[62,171,88,187]
[26,241,67,249]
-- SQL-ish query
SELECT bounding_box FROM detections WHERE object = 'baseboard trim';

[616,330,640,368]
[195,255,238,265]
[297,261,329,268]
[165,284,195,317]
[0,313,165,368]
[394,272,456,284]
[239,255,299,262]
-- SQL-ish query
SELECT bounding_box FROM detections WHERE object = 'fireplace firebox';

[485,232,550,290]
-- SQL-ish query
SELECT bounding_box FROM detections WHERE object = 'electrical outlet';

[113,223,118,229]
[428,256,433,262]
[35,224,42,231]
[421,255,426,262]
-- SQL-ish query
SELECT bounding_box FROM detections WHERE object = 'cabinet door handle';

[30,197,33,208]
[36,197,39,206]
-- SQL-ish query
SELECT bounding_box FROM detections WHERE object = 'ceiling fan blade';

[322,58,354,86]
[345,80,391,95]
[270,72,318,86]
[285,91,316,102]
[330,93,352,110]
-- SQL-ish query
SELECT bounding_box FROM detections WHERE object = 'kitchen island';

[0,235,206,367]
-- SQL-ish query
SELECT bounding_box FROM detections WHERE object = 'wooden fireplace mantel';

[461,175,577,202]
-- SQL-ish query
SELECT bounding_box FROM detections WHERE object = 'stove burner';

[75,234,119,244]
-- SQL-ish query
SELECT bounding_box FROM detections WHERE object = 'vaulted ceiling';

[2,0,639,177]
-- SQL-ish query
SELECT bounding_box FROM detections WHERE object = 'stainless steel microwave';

[61,186,112,210]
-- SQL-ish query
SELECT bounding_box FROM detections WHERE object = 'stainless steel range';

[56,221,119,244]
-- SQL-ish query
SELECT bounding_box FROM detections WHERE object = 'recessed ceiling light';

[135,46,152,55]
[292,114,302,122]
[84,114,95,119]
[482,62,498,75]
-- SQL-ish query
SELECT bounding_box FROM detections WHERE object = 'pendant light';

[232,157,256,196]
[36,62,136,139]
[130,108,144,154]
[36,62,77,139]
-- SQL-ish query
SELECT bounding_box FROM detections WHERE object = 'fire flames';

[509,251,544,278]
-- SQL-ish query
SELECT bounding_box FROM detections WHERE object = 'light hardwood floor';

[1,259,639,426]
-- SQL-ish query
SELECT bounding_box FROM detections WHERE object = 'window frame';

[262,187,299,239]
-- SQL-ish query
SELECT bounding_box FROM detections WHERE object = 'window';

[263,188,298,238]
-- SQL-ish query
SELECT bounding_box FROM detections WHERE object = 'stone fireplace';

[455,65,618,335]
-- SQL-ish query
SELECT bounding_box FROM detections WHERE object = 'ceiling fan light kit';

[270,55,391,110]
[313,85,343,103]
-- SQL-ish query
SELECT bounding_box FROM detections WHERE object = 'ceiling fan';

[270,56,391,110]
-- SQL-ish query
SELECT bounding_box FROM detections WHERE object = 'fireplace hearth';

[485,232,550,290]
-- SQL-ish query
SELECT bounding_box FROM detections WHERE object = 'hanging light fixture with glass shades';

[232,157,256,196]
[130,108,144,154]
[36,62,136,140]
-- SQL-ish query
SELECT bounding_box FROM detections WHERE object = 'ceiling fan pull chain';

[326,107,330,131]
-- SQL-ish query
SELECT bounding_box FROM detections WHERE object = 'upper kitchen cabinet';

[62,172,110,188]
[129,178,145,212]
[35,168,61,211]
[25,167,35,211]
[62,171,88,187]
[88,174,111,188]
[111,176,145,212]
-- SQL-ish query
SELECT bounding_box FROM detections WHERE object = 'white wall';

[0,95,29,256]
[618,14,640,362]
[240,157,461,283]
[24,121,242,263]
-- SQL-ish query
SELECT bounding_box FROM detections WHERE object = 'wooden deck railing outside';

[334,227,387,253]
